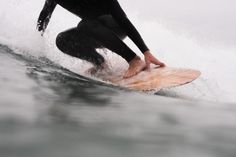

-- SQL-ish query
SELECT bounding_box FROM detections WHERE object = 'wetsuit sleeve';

[37,0,57,33]
[109,0,149,53]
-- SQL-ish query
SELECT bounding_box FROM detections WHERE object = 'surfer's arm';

[37,0,57,33]
[109,0,166,69]
[109,0,149,53]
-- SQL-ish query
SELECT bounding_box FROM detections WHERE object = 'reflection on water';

[1,45,236,157]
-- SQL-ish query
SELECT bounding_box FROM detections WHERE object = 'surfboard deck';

[98,67,201,91]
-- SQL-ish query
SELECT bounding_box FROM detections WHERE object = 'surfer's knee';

[78,19,100,34]
[56,32,66,52]
[98,15,127,40]
[55,32,78,57]
[56,33,65,51]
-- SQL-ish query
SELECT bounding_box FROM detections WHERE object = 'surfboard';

[98,67,201,91]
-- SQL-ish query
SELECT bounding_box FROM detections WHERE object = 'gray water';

[1,45,236,157]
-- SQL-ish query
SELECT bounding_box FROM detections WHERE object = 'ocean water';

[0,0,236,157]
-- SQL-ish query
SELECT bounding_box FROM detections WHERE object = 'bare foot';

[123,56,146,78]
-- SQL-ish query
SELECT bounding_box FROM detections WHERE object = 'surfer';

[37,0,165,78]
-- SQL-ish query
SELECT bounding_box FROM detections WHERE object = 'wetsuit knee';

[56,32,66,52]
[78,17,126,40]
[56,29,105,67]
[56,31,78,57]
[77,19,100,34]
[97,15,127,40]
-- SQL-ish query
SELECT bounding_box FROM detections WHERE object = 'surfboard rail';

[107,67,201,91]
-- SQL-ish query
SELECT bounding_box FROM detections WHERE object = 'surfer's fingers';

[152,59,166,67]
[157,61,166,67]
[145,60,151,71]
[160,63,166,67]
[151,59,161,65]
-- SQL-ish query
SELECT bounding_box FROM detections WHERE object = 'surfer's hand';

[37,1,57,35]
[144,51,165,70]
[37,11,50,35]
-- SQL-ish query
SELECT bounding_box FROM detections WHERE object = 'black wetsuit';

[37,0,149,66]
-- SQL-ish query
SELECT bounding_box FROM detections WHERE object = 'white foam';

[0,0,236,103]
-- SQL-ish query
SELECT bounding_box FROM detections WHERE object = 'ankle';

[129,56,141,64]
[134,55,141,60]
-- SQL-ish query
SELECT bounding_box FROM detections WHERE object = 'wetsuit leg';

[97,15,127,40]
[56,27,105,67]
[56,16,136,66]
[80,16,137,62]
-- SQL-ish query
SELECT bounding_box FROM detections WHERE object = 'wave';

[0,0,236,103]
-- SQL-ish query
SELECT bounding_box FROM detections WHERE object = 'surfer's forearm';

[109,0,149,53]
[116,16,149,53]
[37,0,57,33]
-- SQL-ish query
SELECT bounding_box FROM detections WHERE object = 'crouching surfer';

[37,0,165,78]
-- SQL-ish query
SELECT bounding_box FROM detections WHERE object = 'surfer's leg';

[97,15,127,40]
[78,16,137,63]
[96,16,146,78]
[56,18,146,77]
[56,27,106,68]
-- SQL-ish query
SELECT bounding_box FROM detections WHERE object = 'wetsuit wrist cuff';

[142,48,150,54]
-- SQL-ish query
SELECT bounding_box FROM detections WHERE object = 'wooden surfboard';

[98,67,201,91]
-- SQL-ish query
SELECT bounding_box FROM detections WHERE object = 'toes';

[123,71,130,78]
[123,73,128,78]
[124,71,136,78]
[124,72,132,78]
[124,71,133,78]
[123,61,146,78]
